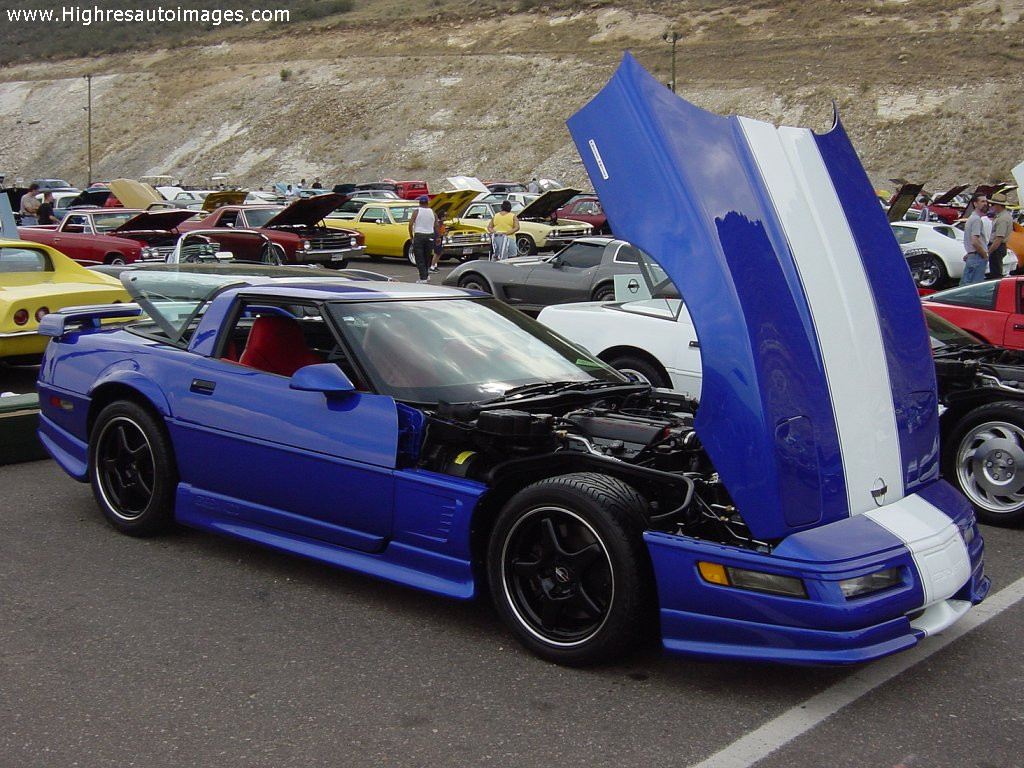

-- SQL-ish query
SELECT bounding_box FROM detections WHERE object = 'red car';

[180,194,365,267]
[922,276,1024,349]
[555,194,610,235]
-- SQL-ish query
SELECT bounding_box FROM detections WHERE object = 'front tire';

[945,401,1024,526]
[458,274,493,294]
[487,473,652,666]
[89,401,178,536]
[260,244,285,265]
[404,240,415,265]
[515,234,536,256]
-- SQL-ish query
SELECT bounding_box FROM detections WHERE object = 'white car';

[891,221,1016,289]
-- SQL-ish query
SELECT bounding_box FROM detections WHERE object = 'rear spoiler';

[38,303,142,337]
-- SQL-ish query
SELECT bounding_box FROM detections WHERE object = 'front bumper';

[294,246,366,264]
[646,481,989,664]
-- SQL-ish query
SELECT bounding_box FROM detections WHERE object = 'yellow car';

[0,239,130,362]
[325,191,490,263]
[452,189,593,256]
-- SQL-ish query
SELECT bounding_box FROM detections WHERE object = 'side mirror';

[550,256,563,268]
[290,363,356,396]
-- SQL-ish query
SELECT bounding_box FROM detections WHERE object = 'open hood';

[112,209,198,232]
[446,176,490,193]
[517,188,582,219]
[429,190,481,219]
[201,190,248,212]
[568,53,938,540]
[885,182,923,222]
[67,189,111,209]
[931,184,968,206]
[262,193,347,227]
[109,178,162,209]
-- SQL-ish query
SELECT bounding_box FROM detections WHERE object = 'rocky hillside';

[0,0,1021,196]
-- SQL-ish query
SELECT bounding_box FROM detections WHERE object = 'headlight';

[302,240,312,250]
[350,237,357,247]
[698,562,807,598]
[838,568,902,599]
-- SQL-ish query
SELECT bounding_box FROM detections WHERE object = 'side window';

[225,301,353,382]
[557,242,604,269]
[0,246,50,272]
[63,215,88,233]
[890,226,915,245]
[218,210,239,228]
[935,226,957,240]
[360,207,387,223]
[613,244,641,264]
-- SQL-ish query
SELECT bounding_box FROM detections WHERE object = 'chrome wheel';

[955,419,1024,517]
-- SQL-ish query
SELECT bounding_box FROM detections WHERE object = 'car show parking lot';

[2,457,1023,768]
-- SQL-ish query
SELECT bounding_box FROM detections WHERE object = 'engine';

[417,389,764,550]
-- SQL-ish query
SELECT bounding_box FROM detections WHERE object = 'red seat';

[238,315,323,376]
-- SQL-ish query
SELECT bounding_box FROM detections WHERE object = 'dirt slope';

[0,0,1021,195]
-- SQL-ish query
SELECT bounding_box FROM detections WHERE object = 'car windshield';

[328,297,626,403]
[925,309,979,349]
[93,212,142,232]
[242,208,280,227]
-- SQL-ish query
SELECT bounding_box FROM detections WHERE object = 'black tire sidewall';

[88,400,178,536]
[487,472,652,666]
[607,354,669,388]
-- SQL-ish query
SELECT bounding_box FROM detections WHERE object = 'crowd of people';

[959,191,1016,285]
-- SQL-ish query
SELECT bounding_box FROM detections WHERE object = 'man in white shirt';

[408,195,437,283]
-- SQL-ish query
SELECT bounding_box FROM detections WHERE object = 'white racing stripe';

[737,117,904,515]
[686,576,1024,768]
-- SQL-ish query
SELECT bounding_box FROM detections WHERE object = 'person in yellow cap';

[987,192,1014,277]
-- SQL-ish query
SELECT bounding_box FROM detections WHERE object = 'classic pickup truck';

[17,208,196,265]
[181,193,365,267]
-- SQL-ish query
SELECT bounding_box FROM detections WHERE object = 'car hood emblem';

[567,54,939,539]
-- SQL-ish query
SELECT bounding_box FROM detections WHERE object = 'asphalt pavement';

[2,254,1023,767]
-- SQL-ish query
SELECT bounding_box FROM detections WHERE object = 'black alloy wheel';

[89,401,178,536]
[488,472,652,666]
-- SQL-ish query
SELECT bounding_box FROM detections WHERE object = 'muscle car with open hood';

[18,208,197,265]
[324,191,490,263]
[34,55,986,667]
[180,193,365,267]
[452,189,593,256]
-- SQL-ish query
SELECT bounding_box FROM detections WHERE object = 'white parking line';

[688,576,1024,768]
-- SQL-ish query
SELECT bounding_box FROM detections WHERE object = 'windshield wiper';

[494,379,645,402]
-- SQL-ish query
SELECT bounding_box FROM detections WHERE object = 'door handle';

[1014,324,1024,331]
[689,340,700,349]
[190,378,216,395]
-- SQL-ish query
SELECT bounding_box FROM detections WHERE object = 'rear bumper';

[646,482,989,664]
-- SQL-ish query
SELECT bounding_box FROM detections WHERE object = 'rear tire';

[591,283,615,302]
[487,472,652,666]
[606,354,669,388]
[912,253,948,290]
[404,241,415,265]
[89,401,178,536]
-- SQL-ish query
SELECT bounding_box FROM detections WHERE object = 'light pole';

[84,74,92,186]
[663,30,681,93]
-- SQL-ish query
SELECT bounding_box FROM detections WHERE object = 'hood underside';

[517,188,582,219]
[262,193,347,227]
[567,53,938,540]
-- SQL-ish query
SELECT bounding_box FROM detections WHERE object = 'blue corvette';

[38,56,988,666]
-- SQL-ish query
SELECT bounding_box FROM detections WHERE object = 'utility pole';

[84,74,92,186]
[663,31,682,93]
